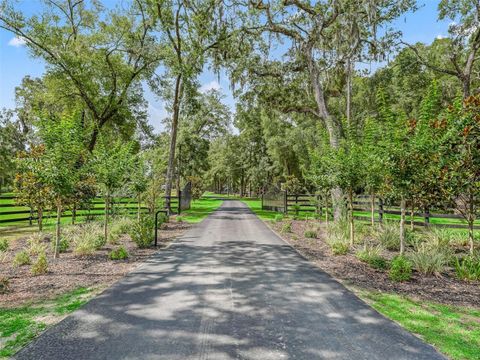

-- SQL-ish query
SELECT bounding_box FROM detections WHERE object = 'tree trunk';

[72,204,76,225]
[325,196,329,226]
[400,197,406,255]
[165,74,183,214]
[468,191,475,254]
[104,193,109,242]
[410,205,415,231]
[38,208,43,232]
[348,189,354,246]
[370,193,375,226]
[305,46,344,221]
[54,202,62,259]
[137,192,141,221]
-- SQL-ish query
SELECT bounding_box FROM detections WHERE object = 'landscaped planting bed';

[269,219,480,307]
[0,219,190,307]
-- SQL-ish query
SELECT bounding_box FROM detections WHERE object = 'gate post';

[424,207,430,227]
[284,190,288,214]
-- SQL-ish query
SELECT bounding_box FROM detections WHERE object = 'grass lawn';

[359,291,480,360]
[0,287,99,358]
[180,197,224,223]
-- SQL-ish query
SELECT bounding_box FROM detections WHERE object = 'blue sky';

[0,1,450,133]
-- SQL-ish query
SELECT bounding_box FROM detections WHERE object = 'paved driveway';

[16,200,445,359]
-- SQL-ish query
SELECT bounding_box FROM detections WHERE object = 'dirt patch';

[0,221,190,307]
[269,219,480,308]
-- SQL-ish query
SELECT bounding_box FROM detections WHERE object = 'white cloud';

[200,80,221,93]
[8,36,27,47]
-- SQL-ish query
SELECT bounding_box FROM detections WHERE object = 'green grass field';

[360,291,480,360]
[180,198,224,223]
[0,287,99,358]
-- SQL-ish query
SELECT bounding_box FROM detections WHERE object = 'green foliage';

[356,246,388,270]
[331,242,349,255]
[27,233,47,256]
[389,255,413,282]
[176,216,184,223]
[31,252,48,276]
[454,255,480,281]
[281,221,292,233]
[304,229,317,238]
[0,239,8,252]
[375,223,400,251]
[109,246,129,261]
[408,243,448,275]
[13,250,31,267]
[72,223,106,256]
[0,277,10,294]
[128,216,154,248]
[274,214,284,222]
[108,217,134,244]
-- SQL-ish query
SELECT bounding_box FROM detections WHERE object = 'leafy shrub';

[57,237,70,253]
[356,246,388,270]
[455,255,480,281]
[27,233,47,256]
[375,223,399,251]
[331,241,349,255]
[108,217,133,244]
[73,222,106,256]
[327,220,349,242]
[274,214,284,222]
[281,221,292,233]
[31,251,48,276]
[0,276,9,294]
[0,239,8,252]
[176,216,184,223]
[109,246,129,260]
[129,216,154,248]
[389,255,412,282]
[13,250,31,267]
[408,243,448,275]
[304,229,317,238]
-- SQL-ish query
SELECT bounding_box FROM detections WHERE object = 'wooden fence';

[262,191,479,230]
[0,194,149,226]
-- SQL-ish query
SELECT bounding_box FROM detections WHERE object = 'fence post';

[378,198,384,224]
[178,190,182,215]
[29,208,33,226]
[424,206,430,227]
[284,190,288,214]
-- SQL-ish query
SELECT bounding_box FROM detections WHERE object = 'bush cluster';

[72,222,106,256]
[455,255,480,281]
[128,216,154,248]
[0,239,9,252]
[13,250,31,267]
[281,222,292,233]
[304,229,317,239]
[109,246,129,260]
[356,246,388,270]
[31,251,48,276]
[389,256,412,282]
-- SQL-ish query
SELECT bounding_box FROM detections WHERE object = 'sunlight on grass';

[0,287,97,358]
[360,291,480,360]
[180,198,224,223]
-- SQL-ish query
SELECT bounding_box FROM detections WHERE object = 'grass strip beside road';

[0,287,99,358]
[359,291,480,360]
[180,198,224,223]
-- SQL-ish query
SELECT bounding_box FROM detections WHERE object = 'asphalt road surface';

[16,200,445,360]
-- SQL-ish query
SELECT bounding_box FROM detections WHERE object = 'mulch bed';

[269,219,480,308]
[0,221,190,307]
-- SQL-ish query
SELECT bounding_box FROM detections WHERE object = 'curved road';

[16,200,445,360]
